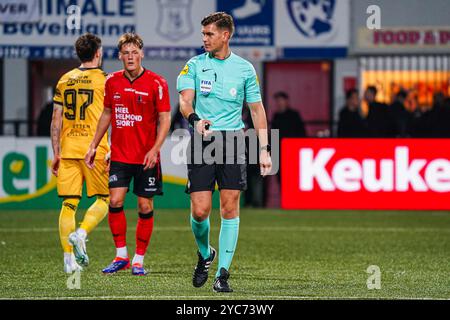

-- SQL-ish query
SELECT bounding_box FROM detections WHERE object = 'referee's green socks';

[190,215,211,259]
[216,217,240,278]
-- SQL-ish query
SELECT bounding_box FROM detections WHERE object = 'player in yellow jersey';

[51,33,110,273]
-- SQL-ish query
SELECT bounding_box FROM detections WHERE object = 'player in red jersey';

[85,33,171,276]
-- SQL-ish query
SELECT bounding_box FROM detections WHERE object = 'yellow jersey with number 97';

[53,67,109,160]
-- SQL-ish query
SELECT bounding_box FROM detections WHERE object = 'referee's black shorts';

[185,130,247,194]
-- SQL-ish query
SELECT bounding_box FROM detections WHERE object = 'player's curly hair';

[201,12,234,37]
[75,33,102,63]
[117,32,144,51]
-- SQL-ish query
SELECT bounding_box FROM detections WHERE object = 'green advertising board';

[0,137,220,210]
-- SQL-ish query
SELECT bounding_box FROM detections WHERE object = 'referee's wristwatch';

[260,144,271,153]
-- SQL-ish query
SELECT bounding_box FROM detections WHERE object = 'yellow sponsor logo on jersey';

[180,64,189,76]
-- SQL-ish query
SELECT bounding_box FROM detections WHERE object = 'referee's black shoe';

[193,247,216,288]
[213,268,233,293]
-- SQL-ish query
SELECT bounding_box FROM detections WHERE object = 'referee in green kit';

[177,12,272,293]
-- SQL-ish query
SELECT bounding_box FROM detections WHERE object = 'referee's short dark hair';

[274,91,289,100]
[75,33,102,63]
[201,12,234,37]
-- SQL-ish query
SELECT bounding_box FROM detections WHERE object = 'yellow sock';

[59,198,80,253]
[80,196,109,234]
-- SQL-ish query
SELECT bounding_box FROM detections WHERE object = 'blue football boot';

[102,257,130,274]
[131,263,148,276]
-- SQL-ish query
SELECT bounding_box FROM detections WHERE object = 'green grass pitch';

[0,209,449,300]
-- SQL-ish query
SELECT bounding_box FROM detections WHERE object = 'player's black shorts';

[185,130,247,194]
[109,161,163,198]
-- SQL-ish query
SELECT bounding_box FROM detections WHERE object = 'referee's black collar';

[123,67,146,84]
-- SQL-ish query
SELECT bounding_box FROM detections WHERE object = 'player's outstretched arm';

[143,111,171,170]
[85,108,112,169]
[179,89,212,136]
[248,101,272,176]
[50,104,63,177]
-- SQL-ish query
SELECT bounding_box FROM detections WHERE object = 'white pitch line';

[1,295,449,300]
[1,226,450,233]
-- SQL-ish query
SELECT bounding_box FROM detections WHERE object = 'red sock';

[135,211,154,255]
[108,206,127,248]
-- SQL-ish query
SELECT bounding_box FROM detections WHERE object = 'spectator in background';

[37,101,53,136]
[409,94,435,138]
[390,89,411,137]
[431,92,450,137]
[271,91,306,186]
[439,98,450,137]
[337,89,368,137]
[37,87,55,136]
[402,90,434,138]
[404,90,419,115]
[271,91,306,138]
[433,92,445,109]
[364,86,395,137]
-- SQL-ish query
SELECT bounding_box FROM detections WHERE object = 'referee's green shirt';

[176,52,262,131]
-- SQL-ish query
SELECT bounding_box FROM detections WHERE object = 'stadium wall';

[3,58,28,136]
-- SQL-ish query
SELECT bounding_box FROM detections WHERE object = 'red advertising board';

[281,139,450,210]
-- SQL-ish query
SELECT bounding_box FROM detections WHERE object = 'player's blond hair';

[117,32,144,51]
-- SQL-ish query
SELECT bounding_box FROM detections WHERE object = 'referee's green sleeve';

[177,59,196,92]
[245,65,262,103]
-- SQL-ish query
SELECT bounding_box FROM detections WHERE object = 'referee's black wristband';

[188,113,201,127]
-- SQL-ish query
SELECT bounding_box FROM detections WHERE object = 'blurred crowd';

[338,87,450,138]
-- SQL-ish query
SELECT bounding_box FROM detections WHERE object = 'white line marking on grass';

[1,227,450,233]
